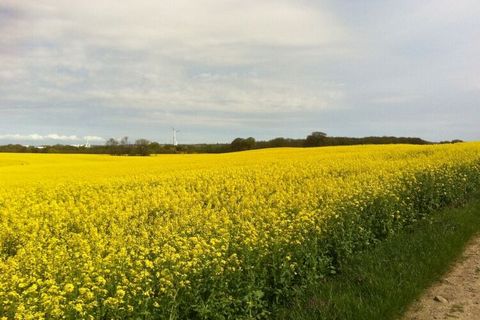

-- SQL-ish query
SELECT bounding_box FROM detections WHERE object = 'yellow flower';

[74,303,83,312]
[64,283,74,293]
[96,276,106,286]
[116,289,126,299]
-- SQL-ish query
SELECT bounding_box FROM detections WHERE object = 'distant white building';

[72,143,91,148]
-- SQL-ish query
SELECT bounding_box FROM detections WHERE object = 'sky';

[0,0,479,145]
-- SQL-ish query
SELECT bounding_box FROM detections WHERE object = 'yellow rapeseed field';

[1,144,480,319]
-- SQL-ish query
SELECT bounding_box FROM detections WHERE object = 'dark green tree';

[304,131,327,147]
[105,138,120,155]
[231,137,256,151]
[134,139,151,156]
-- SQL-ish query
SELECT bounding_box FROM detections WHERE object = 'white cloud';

[45,134,79,141]
[7,0,344,45]
[0,0,349,127]
[83,136,105,142]
[0,134,45,141]
[0,133,104,142]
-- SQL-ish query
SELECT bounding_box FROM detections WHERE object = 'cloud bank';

[0,133,104,142]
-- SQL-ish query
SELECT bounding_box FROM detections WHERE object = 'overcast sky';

[1,0,479,144]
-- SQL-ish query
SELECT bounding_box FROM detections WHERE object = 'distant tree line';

[0,137,178,156]
[104,137,160,156]
[302,131,433,147]
[0,132,463,156]
[227,132,436,152]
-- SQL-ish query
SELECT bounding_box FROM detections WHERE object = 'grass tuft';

[278,195,480,320]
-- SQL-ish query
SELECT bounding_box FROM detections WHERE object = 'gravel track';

[403,235,480,320]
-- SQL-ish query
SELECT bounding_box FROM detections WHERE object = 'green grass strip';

[277,194,480,320]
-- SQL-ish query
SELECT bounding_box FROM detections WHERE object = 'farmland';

[1,144,480,319]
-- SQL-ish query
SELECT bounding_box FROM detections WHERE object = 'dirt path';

[403,235,480,320]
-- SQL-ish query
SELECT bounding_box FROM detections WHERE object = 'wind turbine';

[172,128,180,146]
